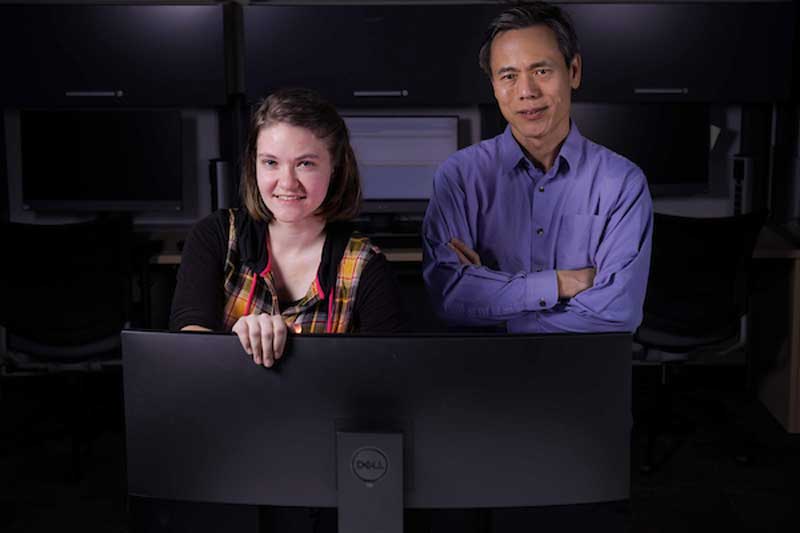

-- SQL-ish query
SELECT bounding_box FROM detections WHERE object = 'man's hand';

[556,268,596,299]
[449,237,595,300]
[448,238,482,266]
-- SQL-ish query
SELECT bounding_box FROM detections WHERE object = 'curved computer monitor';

[123,330,631,530]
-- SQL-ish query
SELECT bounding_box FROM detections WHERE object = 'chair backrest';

[641,210,767,338]
[0,216,132,348]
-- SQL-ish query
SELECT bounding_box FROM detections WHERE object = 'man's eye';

[501,73,516,81]
[535,69,550,76]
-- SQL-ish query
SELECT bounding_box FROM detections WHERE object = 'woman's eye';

[261,159,276,167]
[298,160,315,168]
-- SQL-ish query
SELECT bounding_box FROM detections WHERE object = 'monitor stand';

[337,432,403,533]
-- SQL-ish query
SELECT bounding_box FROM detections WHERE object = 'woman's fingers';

[234,314,298,368]
[272,315,288,360]
[233,314,268,365]
[249,316,265,365]
[232,318,252,356]
[258,313,275,367]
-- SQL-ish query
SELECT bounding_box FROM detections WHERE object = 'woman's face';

[255,122,333,226]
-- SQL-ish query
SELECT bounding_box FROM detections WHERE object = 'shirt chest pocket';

[554,214,608,270]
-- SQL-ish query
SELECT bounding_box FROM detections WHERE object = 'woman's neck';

[268,217,327,256]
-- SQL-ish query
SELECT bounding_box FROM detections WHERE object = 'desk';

[752,226,800,433]
[150,248,423,265]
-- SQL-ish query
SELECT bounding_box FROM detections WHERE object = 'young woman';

[170,88,407,366]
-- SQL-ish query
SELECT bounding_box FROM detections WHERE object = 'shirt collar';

[499,120,585,176]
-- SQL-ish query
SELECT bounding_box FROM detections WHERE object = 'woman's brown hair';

[241,88,361,222]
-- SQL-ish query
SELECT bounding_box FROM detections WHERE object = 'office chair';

[634,210,767,473]
[0,216,132,481]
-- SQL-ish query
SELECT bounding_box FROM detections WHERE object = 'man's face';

[490,25,581,150]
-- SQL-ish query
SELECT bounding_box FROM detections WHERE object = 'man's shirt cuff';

[526,269,559,311]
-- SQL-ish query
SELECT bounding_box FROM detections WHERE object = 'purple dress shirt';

[422,122,653,333]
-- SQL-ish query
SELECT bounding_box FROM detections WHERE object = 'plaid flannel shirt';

[220,209,379,333]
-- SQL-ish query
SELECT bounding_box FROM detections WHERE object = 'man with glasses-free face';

[423,1,653,333]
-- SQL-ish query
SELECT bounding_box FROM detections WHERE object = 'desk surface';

[151,248,423,265]
[751,228,800,433]
[754,226,800,259]
[152,225,799,265]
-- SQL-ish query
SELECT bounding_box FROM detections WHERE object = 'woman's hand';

[232,313,295,367]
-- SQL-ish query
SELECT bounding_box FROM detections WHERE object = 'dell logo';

[351,447,388,484]
[356,459,385,470]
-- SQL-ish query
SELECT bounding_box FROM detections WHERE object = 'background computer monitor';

[343,115,458,215]
[480,102,710,197]
[573,102,710,196]
[20,109,183,212]
[123,331,631,511]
